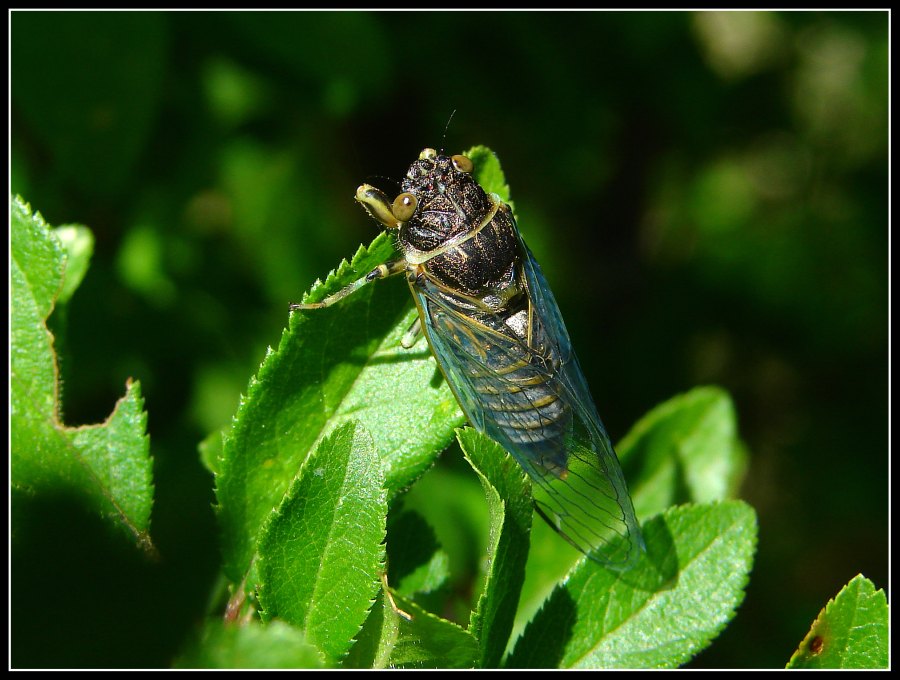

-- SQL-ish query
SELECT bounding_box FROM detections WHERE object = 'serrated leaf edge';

[11,196,155,552]
[569,500,757,668]
[787,574,888,669]
[215,234,403,589]
[255,422,387,662]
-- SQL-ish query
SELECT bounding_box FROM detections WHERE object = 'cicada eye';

[392,192,418,222]
[451,154,473,173]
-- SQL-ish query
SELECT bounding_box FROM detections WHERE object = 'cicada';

[293,148,643,569]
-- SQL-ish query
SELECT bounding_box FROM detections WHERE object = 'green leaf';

[257,421,386,663]
[507,501,757,669]
[176,619,326,669]
[513,387,748,649]
[215,231,465,585]
[198,427,225,477]
[458,427,533,668]
[215,145,512,589]
[466,145,513,207]
[345,587,479,669]
[618,386,748,520]
[393,457,495,615]
[52,224,94,304]
[10,196,65,323]
[786,574,888,669]
[10,196,154,551]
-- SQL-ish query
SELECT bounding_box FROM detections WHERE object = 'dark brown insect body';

[399,152,519,296]
[295,147,643,568]
[398,151,571,473]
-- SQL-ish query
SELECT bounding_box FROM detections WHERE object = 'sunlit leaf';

[215,230,464,585]
[10,196,154,551]
[787,574,888,669]
[257,421,386,662]
[514,387,748,649]
[507,501,757,669]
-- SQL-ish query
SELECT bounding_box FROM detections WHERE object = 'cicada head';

[396,148,492,252]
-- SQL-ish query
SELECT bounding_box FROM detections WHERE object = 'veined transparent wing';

[409,237,644,569]
[517,235,644,567]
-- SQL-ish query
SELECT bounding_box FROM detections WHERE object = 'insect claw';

[381,571,413,621]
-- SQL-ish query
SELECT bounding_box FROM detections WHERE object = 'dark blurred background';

[11,10,887,668]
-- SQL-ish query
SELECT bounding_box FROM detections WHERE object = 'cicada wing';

[411,261,643,569]
[528,403,644,569]
[517,234,644,568]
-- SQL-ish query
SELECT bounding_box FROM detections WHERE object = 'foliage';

[11,10,887,669]
[787,575,888,669]
[10,196,154,552]
[28,146,898,668]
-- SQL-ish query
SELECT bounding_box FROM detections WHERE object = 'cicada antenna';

[440,109,457,154]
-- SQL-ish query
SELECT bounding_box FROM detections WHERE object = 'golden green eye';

[392,192,418,222]
[451,154,473,173]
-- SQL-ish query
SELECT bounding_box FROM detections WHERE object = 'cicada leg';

[290,258,408,310]
[401,316,423,349]
[381,570,413,621]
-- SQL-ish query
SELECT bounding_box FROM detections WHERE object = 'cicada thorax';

[399,152,573,478]
[398,152,519,296]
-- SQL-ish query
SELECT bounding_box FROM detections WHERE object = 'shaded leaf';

[52,224,94,304]
[176,619,325,669]
[345,587,478,669]
[391,456,494,619]
[386,509,450,597]
[787,574,888,669]
[198,427,224,477]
